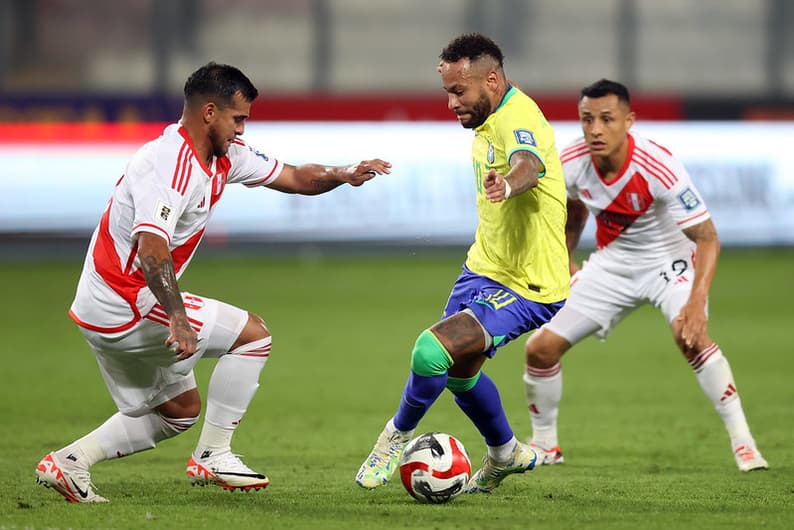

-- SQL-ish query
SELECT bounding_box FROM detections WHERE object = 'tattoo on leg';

[432,313,486,355]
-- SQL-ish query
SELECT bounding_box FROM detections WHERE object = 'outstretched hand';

[345,159,392,186]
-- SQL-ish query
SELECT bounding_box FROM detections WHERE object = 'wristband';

[503,179,512,199]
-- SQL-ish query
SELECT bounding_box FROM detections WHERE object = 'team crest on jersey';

[626,192,648,212]
[487,142,495,164]
[514,129,536,146]
[677,187,701,210]
[214,172,225,195]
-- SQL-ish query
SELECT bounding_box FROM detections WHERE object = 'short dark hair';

[580,78,630,105]
[184,62,258,107]
[440,33,504,67]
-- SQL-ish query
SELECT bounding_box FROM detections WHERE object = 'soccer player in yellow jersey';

[357,33,569,494]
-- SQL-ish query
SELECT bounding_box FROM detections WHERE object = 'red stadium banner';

[0,122,168,144]
[247,93,684,122]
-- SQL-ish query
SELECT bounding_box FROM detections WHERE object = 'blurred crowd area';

[1,0,793,121]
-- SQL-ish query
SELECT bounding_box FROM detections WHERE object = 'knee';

[410,329,453,376]
[176,400,202,420]
[675,336,712,361]
[231,312,270,350]
[670,321,711,360]
[160,412,199,433]
[525,328,567,368]
[156,389,202,419]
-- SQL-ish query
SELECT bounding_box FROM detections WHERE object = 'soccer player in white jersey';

[34,62,391,503]
[522,79,768,472]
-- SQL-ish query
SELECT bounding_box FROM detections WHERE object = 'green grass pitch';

[0,247,792,529]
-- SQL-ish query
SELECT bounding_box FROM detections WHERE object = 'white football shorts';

[78,292,248,417]
[545,246,706,344]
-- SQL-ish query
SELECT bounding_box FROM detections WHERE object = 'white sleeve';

[227,140,284,187]
[656,157,711,229]
[127,147,192,245]
[563,159,582,200]
[559,138,588,200]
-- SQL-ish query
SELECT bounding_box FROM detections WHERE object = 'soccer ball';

[398,432,472,504]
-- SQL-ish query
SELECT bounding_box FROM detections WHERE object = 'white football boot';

[466,441,538,494]
[187,450,270,491]
[528,440,565,465]
[733,443,769,472]
[356,427,412,489]
[35,452,108,503]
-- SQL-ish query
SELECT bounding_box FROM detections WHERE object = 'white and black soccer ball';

[398,432,472,504]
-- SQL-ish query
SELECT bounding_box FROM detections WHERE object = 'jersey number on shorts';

[659,259,688,283]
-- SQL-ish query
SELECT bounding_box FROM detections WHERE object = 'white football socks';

[690,344,754,447]
[59,411,197,467]
[196,338,270,456]
[523,364,562,448]
[488,436,518,462]
[385,417,413,438]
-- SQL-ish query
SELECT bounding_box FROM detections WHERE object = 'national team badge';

[487,142,495,164]
[677,187,701,210]
[627,192,647,212]
[514,129,537,146]
[214,172,225,195]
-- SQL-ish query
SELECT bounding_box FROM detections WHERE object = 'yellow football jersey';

[465,86,570,303]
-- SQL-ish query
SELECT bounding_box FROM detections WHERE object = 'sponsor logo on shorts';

[476,289,517,310]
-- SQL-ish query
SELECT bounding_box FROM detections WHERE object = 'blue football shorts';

[441,265,565,357]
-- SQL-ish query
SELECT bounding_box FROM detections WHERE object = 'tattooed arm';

[137,232,198,360]
[266,159,392,195]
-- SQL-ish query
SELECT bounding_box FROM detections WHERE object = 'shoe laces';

[71,468,92,485]
[65,466,101,496]
[480,455,511,479]
[210,452,255,473]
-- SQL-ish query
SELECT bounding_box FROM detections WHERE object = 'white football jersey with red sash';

[560,132,710,260]
[70,123,283,333]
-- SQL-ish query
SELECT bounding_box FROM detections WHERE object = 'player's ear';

[486,69,500,90]
[202,102,217,124]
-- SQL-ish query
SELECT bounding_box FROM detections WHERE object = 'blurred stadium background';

[3,0,794,117]
[1,0,793,253]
